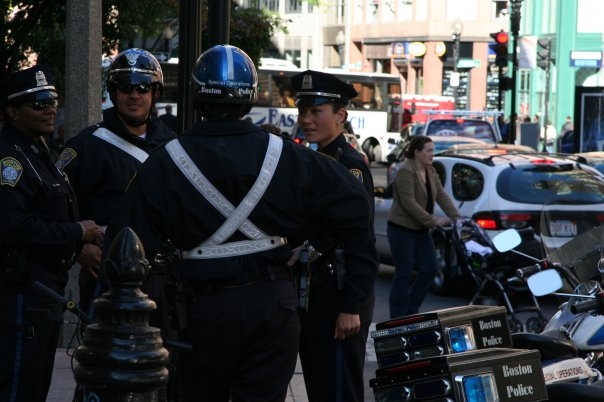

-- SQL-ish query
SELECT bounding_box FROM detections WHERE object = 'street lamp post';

[509,0,524,143]
[451,20,464,109]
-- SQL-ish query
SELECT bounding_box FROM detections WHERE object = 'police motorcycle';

[490,201,604,399]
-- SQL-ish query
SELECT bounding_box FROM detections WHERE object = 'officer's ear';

[336,108,348,125]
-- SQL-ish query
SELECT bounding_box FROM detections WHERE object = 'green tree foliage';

[2,1,283,82]
[226,5,287,66]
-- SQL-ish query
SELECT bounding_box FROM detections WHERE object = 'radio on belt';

[371,305,512,367]
[370,347,547,402]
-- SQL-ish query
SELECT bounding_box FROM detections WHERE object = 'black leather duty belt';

[188,266,293,295]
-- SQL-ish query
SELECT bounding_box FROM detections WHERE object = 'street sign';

[569,50,603,68]
[457,58,481,69]
[450,72,460,87]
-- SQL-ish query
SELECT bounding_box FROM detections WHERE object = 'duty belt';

[166,134,285,259]
[188,265,292,295]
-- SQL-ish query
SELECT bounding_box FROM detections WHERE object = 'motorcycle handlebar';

[570,299,601,314]
[516,261,553,279]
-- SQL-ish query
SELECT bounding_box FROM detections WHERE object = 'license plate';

[549,220,577,237]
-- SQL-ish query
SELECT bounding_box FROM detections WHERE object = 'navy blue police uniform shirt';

[105,118,379,315]
[318,133,375,237]
[0,125,82,289]
[56,107,176,226]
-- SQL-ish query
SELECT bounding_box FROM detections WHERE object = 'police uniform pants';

[178,278,300,402]
[0,278,63,402]
[299,273,375,402]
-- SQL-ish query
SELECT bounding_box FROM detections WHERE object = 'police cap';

[0,65,58,107]
[291,69,357,107]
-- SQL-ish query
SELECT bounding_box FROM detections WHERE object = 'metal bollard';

[74,227,170,402]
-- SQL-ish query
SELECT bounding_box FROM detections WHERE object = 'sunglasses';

[22,99,59,111]
[116,84,152,95]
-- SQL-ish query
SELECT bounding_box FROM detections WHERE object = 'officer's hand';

[334,312,361,340]
[76,243,102,276]
[287,244,306,267]
[79,220,102,244]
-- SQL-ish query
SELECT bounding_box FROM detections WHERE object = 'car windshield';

[496,164,604,204]
[425,120,496,142]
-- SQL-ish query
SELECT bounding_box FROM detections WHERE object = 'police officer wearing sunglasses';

[56,49,176,326]
[0,65,101,402]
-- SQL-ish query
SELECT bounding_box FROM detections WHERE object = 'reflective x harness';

[165,134,286,259]
[92,127,149,163]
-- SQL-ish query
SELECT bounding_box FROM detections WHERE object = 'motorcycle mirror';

[492,229,522,252]
[527,269,563,297]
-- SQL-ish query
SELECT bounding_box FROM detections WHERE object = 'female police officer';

[0,66,100,402]
[104,45,378,402]
[292,69,376,402]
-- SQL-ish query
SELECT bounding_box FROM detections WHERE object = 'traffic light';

[537,38,551,70]
[499,76,513,91]
[489,30,509,68]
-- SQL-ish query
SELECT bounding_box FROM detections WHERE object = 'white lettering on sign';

[478,319,502,330]
[502,364,533,377]
[506,384,534,398]
[481,335,503,347]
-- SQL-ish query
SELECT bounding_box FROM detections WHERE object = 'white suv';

[374,150,604,294]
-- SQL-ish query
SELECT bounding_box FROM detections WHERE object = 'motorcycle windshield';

[539,171,604,283]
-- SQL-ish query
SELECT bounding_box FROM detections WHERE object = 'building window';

[492,0,508,19]
[286,0,302,13]
[447,0,476,20]
[398,0,413,21]
[381,0,395,22]
[248,0,278,11]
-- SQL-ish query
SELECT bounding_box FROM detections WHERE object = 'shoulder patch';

[349,168,363,183]
[55,148,77,171]
[1,157,23,187]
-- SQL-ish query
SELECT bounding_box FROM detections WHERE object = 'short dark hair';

[404,135,432,159]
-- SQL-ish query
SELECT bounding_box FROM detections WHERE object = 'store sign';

[434,42,446,57]
[408,42,427,58]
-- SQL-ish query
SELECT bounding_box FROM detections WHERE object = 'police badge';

[1,157,24,187]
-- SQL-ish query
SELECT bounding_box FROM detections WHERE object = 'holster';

[153,248,190,332]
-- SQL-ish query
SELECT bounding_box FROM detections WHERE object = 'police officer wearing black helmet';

[0,65,101,402]
[104,44,378,402]
[291,69,376,402]
[56,48,176,320]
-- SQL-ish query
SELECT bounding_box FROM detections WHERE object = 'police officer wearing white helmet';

[104,44,378,402]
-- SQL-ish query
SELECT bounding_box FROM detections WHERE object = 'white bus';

[246,59,403,163]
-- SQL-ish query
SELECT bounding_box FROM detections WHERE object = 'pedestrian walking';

[0,65,101,402]
[104,44,376,402]
[292,69,378,402]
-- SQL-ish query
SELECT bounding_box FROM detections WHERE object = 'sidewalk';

[48,348,308,402]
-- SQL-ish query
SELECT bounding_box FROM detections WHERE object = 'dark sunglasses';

[22,99,59,111]
[116,84,152,95]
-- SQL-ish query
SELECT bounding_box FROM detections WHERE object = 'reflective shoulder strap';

[92,127,149,163]
[205,133,283,245]
[165,135,285,259]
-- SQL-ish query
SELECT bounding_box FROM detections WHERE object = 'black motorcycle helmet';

[191,44,258,119]
[107,48,163,125]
